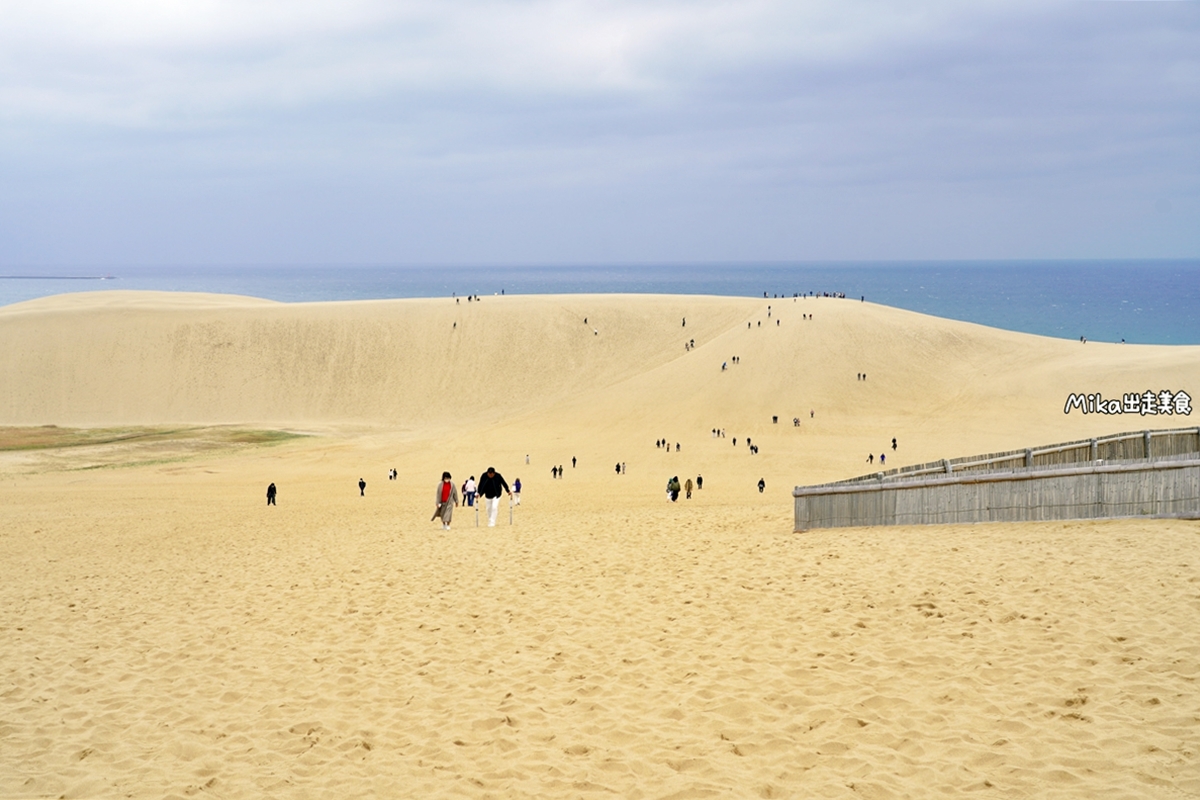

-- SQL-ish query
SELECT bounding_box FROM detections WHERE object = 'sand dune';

[2,290,1198,799]
[0,291,754,429]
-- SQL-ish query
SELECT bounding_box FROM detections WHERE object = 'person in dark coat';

[359,478,366,496]
[266,483,276,506]
[477,466,511,527]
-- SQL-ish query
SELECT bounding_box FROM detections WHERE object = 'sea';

[1,260,1197,345]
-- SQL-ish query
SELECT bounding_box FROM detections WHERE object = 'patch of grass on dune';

[0,426,307,452]
[222,429,308,445]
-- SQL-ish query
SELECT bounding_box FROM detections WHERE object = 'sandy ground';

[1,291,1198,799]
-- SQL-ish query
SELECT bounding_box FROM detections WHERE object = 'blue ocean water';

[1,261,1197,345]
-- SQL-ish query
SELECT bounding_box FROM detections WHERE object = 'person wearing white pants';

[476,466,511,527]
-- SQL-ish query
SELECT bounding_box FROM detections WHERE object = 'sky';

[1,0,1197,266]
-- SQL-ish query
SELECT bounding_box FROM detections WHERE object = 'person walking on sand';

[478,466,511,527]
[513,478,522,505]
[758,478,765,493]
[892,438,897,451]
[668,476,681,502]
[266,483,276,506]
[696,474,703,490]
[464,475,477,507]
[685,477,693,499]
[572,456,577,468]
[432,471,459,530]
[359,478,366,496]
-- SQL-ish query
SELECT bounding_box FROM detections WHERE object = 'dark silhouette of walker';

[266,483,276,506]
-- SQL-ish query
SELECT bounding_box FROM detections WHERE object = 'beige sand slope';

[1,291,1198,799]
[2,289,1196,485]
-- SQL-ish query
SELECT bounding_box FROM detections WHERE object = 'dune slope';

[2,290,1199,799]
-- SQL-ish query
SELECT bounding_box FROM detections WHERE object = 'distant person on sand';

[868,453,874,464]
[616,462,621,475]
[513,478,521,505]
[685,477,693,499]
[359,478,366,496]
[432,471,459,530]
[880,454,886,465]
[572,456,577,468]
[696,474,703,489]
[758,478,765,493]
[668,476,681,502]
[464,475,477,507]
[478,466,511,527]
[266,483,276,506]
[892,438,897,451]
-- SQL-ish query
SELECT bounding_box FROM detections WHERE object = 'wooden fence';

[794,427,1200,531]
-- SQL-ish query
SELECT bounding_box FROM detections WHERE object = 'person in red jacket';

[432,471,459,530]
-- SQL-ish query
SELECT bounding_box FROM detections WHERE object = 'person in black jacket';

[266,483,276,506]
[477,466,511,527]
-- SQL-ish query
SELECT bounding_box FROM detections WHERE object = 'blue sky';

[1,0,1196,266]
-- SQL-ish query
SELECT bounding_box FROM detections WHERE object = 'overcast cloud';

[0,0,1196,265]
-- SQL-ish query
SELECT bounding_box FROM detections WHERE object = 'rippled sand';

[2,291,1197,798]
